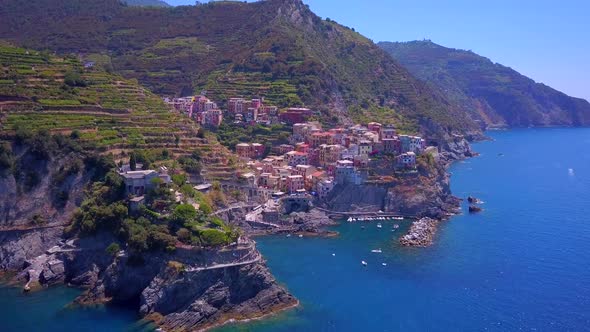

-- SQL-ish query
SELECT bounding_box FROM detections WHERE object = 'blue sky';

[168,0,589,101]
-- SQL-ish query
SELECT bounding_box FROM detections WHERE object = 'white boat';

[332,253,336,256]
[298,234,303,238]
[377,223,382,228]
[361,260,368,266]
[382,263,387,266]
[347,217,353,222]
[286,234,291,237]
[393,224,400,229]
[393,216,404,221]
[371,248,382,253]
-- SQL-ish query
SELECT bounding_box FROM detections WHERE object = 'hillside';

[0,44,235,181]
[379,40,590,127]
[123,0,171,7]
[0,0,481,137]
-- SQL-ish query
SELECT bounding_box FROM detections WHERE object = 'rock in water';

[469,205,483,213]
[399,217,439,247]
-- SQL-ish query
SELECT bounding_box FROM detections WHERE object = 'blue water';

[2,129,590,331]
[219,128,590,331]
[0,284,154,331]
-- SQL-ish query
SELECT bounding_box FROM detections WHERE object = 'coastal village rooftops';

[119,170,157,179]
[337,160,354,167]
[194,183,212,191]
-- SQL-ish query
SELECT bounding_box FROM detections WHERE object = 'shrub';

[171,173,187,187]
[176,228,191,244]
[172,204,196,224]
[106,242,120,257]
[200,229,229,247]
[64,71,87,87]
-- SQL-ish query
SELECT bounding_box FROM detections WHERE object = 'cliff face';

[326,138,471,219]
[0,147,92,270]
[72,240,296,331]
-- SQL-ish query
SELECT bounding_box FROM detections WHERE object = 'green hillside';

[0,44,235,180]
[379,40,590,127]
[0,0,480,137]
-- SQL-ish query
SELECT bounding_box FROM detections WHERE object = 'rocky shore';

[399,217,439,247]
[0,227,297,332]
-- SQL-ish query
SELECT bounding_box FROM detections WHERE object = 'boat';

[361,260,368,266]
[393,224,400,229]
[347,217,353,222]
[377,223,382,228]
[382,263,387,266]
[298,234,303,238]
[332,253,336,256]
[371,248,382,253]
[286,234,291,237]
[392,216,403,221]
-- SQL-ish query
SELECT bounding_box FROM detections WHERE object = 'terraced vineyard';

[0,45,235,179]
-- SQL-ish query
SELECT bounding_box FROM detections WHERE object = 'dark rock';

[469,205,483,213]
[399,217,439,247]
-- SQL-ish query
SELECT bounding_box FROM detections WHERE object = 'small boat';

[298,234,303,238]
[347,217,353,222]
[361,260,368,266]
[371,248,382,253]
[393,224,400,229]
[393,216,403,221]
[382,263,387,266]
[286,234,291,237]
[377,223,382,228]
[332,253,336,256]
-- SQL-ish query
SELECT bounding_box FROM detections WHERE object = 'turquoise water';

[2,128,590,331]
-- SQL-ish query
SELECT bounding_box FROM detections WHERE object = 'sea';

[2,128,590,331]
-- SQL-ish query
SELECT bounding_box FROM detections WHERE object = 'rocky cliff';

[326,138,471,219]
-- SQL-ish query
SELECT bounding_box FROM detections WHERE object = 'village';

[160,94,438,227]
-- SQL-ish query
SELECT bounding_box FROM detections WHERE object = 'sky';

[168,0,589,100]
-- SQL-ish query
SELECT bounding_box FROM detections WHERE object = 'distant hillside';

[0,0,481,138]
[123,0,170,7]
[379,40,590,127]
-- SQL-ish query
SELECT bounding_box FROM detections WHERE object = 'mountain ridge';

[0,0,481,138]
[379,40,590,127]
[123,0,171,7]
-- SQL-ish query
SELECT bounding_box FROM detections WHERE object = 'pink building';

[286,175,305,193]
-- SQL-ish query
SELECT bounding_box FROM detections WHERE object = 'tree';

[129,152,137,171]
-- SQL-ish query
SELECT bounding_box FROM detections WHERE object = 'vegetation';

[379,40,590,127]
[106,242,121,256]
[0,43,236,180]
[214,123,291,152]
[0,0,481,134]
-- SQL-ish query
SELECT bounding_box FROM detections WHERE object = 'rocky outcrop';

[326,184,389,213]
[141,261,297,331]
[469,205,483,213]
[399,217,439,247]
[70,239,297,331]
